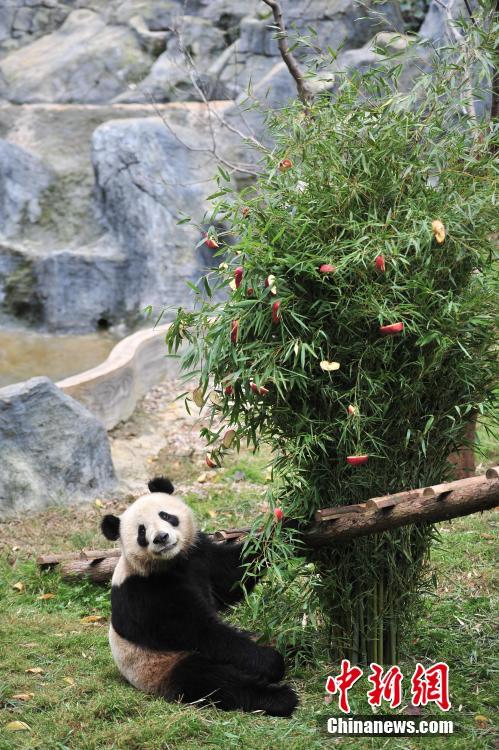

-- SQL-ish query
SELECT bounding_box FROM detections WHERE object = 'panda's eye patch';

[159,511,179,527]
[137,524,147,547]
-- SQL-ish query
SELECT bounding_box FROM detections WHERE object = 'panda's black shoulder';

[189,531,215,556]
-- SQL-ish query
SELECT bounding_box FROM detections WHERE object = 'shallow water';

[0,328,118,388]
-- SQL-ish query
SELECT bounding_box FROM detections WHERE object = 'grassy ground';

[1,446,497,750]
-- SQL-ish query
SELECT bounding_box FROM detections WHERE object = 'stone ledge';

[57,324,178,430]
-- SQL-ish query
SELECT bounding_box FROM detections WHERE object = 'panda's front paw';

[255,646,285,683]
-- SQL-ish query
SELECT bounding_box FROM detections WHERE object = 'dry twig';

[261,0,314,106]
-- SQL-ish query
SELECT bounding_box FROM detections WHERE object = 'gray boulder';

[214,0,404,101]
[0,0,71,53]
[115,16,227,103]
[0,140,53,240]
[0,9,152,103]
[113,0,183,30]
[419,0,474,41]
[328,32,432,93]
[0,376,116,517]
[33,238,129,332]
[91,108,223,316]
[197,0,263,24]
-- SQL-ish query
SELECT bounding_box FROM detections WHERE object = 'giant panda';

[101,477,298,716]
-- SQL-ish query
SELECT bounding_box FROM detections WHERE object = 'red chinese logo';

[367,663,403,708]
[410,662,451,711]
[325,661,451,713]
[325,659,363,714]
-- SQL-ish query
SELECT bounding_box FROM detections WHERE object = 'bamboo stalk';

[372,582,378,665]
[352,597,360,665]
[378,577,384,665]
[359,596,366,664]
[389,591,396,665]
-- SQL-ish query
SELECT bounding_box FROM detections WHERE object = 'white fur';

[109,625,187,695]
[114,492,197,576]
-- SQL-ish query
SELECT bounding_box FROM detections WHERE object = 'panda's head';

[101,477,197,574]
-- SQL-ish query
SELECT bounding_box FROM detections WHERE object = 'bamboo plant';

[165,44,497,662]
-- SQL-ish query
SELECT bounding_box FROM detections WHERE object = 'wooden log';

[305,471,499,547]
[315,504,367,522]
[60,556,120,584]
[212,527,252,542]
[366,491,422,511]
[38,548,120,569]
[41,467,499,582]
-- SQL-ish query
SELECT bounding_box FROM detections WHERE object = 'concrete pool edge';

[57,324,178,430]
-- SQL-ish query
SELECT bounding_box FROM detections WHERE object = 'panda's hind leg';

[166,654,298,717]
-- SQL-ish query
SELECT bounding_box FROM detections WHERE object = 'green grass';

[1,452,497,750]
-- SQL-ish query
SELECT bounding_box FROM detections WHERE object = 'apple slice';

[379,322,404,335]
[234,267,244,288]
[346,455,369,466]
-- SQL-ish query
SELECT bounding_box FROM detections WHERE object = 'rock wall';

[0,0,470,332]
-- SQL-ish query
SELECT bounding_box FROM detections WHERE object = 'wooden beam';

[305,471,499,547]
[38,548,120,569]
[39,468,499,583]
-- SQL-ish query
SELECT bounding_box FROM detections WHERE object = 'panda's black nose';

[153,532,169,545]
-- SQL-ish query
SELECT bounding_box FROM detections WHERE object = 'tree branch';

[261,0,314,106]
[39,467,499,583]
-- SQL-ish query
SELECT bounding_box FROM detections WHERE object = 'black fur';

[159,511,179,527]
[111,532,298,716]
[137,524,147,547]
[148,476,175,494]
[101,514,120,541]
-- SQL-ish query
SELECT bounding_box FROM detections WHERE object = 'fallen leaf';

[11,694,34,701]
[12,545,20,552]
[25,667,44,674]
[94,499,104,508]
[80,615,105,624]
[6,721,31,732]
[475,715,489,728]
[63,677,75,686]
[37,593,55,600]
[207,510,217,519]
[20,643,38,648]
[197,472,208,484]
[12,581,25,593]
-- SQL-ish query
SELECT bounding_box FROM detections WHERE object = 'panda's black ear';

[148,476,174,494]
[101,514,120,541]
